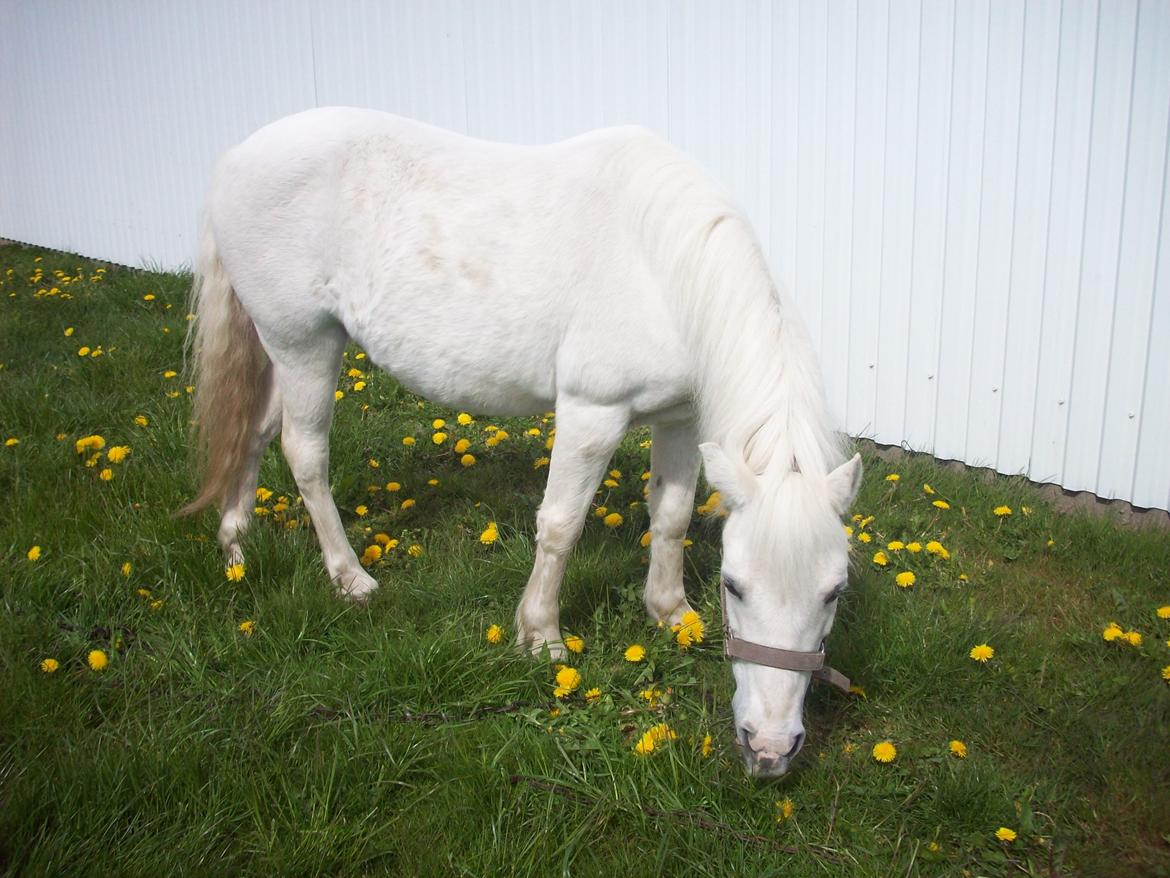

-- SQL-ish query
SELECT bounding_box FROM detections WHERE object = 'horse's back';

[207,109,692,418]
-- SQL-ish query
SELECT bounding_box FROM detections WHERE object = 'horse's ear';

[699,442,757,510]
[826,453,863,515]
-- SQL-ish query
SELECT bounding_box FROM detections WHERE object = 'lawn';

[1,243,1168,877]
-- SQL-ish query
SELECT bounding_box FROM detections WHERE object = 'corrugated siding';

[2,0,1168,510]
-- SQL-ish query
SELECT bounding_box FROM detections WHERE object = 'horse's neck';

[685,239,833,476]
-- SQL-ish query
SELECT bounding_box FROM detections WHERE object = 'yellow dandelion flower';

[933,500,950,510]
[27,545,42,562]
[74,434,106,454]
[533,456,550,469]
[407,544,423,557]
[857,532,872,543]
[1102,623,1123,642]
[400,498,415,510]
[360,544,382,566]
[4,437,18,446]
[64,326,74,336]
[871,741,897,763]
[432,418,446,429]
[906,541,922,553]
[402,436,415,446]
[995,827,1017,842]
[385,482,401,493]
[427,478,439,486]
[594,506,607,518]
[895,571,916,588]
[603,478,619,488]
[150,599,164,611]
[454,438,471,454]
[460,453,476,467]
[1161,665,1170,683]
[238,620,255,637]
[77,346,91,356]
[1156,606,1170,619]
[675,610,705,648]
[564,634,584,653]
[994,505,1013,517]
[225,563,245,582]
[701,734,714,757]
[949,739,967,758]
[486,623,503,644]
[87,649,108,671]
[352,381,366,391]
[133,414,149,426]
[432,432,448,445]
[844,525,854,537]
[40,658,59,673]
[99,467,114,481]
[923,483,935,495]
[633,723,677,755]
[525,427,541,437]
[872,550,889,566]
[885,473,900,482]
[354,504,368,516]
[969,643,995,662]
[106,445,130,463]
[624,644,646,662]
[162,370,177,379]
[479,522,499,544]
[143,293,156,301]
[457,412,473,426]
[554,666,582,693]
[1124,630,1142,647]
[334,390,345,400]
[585,687,602,703]
[603,512,623,528]
[639,531,652,548]
[121,562,132,577]
[887,540,905,551]
[775,798,795,822]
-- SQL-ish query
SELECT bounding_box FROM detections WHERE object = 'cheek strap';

[721,584,853,693]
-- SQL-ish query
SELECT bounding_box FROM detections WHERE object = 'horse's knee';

[535,505,582,555]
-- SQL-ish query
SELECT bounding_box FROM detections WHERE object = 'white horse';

[184,108,861,777]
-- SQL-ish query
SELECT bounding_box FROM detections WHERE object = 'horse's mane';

[612,133,846,479]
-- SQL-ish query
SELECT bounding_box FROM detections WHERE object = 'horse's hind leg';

[217,365,283,566]
[515,397,629,659]
[271,324,378,602]
[643,420,701,625]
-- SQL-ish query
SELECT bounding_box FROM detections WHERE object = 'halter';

[720,582,852,693]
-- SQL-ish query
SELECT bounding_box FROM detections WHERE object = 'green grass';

[1,243,1168,877]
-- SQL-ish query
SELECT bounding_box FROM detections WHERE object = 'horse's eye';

[824,582,848,605]
[722,576,743,601]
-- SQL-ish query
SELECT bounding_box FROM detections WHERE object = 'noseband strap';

[720,584,852,693]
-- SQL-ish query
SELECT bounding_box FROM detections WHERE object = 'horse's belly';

[353,311,559,416]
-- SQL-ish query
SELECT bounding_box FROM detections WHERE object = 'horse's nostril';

[784,732,804,758]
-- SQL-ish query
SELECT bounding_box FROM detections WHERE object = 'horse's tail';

[178,216,271,517]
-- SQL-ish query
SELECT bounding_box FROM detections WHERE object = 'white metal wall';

[3,1,1169,511]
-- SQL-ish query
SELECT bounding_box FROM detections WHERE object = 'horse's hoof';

[335,571,379,603]
[648,599,697,628]
[224,543,245,567]
[516,629,566,661]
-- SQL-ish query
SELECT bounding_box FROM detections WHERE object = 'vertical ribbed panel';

[2,0,1168,510]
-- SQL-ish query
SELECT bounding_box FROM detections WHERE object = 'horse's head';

[700,443,862,778]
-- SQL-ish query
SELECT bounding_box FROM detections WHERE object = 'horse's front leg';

[643,420,701,625]
[515,397,629,660]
